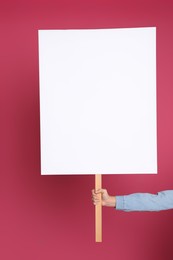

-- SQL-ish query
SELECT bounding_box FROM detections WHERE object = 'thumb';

[95,188,107,195]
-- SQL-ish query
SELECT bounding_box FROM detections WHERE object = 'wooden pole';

[95,174,102,242]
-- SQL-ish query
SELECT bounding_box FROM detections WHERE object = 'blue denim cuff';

[115,196,124,210]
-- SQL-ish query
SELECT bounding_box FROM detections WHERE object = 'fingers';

[92,197,100,205]
[91,189,100,205]
[92,189,107,205]
[92,199,100,205]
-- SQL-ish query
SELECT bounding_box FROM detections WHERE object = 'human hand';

[92,189,116,207]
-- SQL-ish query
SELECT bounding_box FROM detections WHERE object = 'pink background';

[1,0,173,259]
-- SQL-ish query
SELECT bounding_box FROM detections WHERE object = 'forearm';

[115,190,173,212]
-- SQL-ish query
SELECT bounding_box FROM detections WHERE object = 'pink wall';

[1,0,173,259]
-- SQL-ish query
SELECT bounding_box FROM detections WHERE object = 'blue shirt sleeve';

[115,190,173,212]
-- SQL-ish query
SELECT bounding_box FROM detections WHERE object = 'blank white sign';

[38,27,157,175]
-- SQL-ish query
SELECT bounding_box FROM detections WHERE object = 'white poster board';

[38,27,157,175]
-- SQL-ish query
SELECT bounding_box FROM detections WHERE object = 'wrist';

[105,196,116,207]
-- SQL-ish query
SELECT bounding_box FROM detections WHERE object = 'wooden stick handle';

[95,174,102,242]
